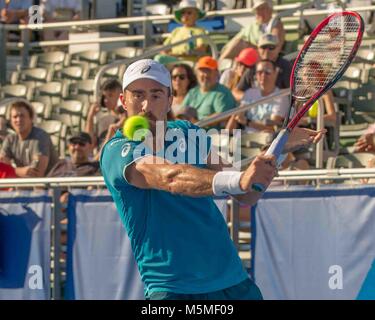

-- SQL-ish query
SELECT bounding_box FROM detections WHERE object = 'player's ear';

[120,92,127,110]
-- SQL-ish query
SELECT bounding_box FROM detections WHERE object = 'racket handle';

[251,129,290,193]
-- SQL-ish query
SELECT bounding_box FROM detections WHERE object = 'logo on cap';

[141,66,151,74]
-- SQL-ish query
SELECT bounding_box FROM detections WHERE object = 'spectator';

[40,0,81,41]
[0,117,8,144]
[85,79,126,151]
[0,100,58,177]
[170,63,197,117]
[354,132,375,153]
[234,34,292,101]
[154,0,208,64]
[0,0,31,24]
[220,0,285,60]
[220,47,258,91]
[226,59,289,133]
[47,132,100,177]
[182,56,237,125]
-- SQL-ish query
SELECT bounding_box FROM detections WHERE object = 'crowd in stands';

[0,0,374,184]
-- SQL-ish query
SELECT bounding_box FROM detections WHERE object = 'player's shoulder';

[100,130,139,164]
[167,120,200,133]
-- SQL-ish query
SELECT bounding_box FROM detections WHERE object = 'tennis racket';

[252,11,364,192]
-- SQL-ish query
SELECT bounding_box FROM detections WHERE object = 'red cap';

[235,48,259,67]
[196,56,218,70]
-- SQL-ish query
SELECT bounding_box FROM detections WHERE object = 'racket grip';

[251,129,290,193]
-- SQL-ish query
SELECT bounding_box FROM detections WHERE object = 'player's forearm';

[136,163,216,197]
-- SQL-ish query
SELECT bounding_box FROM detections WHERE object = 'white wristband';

[212,171,247,197]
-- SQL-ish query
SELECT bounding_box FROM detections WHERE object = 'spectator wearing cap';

[170,63,197,117]
[47,132,100,177]
[220,48,258,91]
[226,59,289,133]
[182,56,237,125]
[0,100,59,178]
[0,0,31,24]
[235,33,292,101]
[220,0,285,60]
[154,0,208,64]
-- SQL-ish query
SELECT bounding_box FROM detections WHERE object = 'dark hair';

[101,79,122,92]
[257,59,277,69]
[9,100,34,119]
[170,63,197,97]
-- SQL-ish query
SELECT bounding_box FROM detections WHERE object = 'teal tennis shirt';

[100,120,248,295]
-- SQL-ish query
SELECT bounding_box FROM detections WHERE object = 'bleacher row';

[0,31,375,169]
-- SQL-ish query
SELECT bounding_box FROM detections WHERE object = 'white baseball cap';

[122,59,172,91]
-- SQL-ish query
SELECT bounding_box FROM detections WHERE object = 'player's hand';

[284,127,326,153]
[239,154,277,192]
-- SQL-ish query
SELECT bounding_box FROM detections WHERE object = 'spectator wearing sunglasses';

[235,34,292,101]
[226,59,289,133]
[154,0,208,64]
[169,63,197,117]
[47,132,100,178]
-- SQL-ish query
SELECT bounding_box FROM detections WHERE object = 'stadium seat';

[68,80,96,103]
[52,100,85,133]
[29,51,67,71]
[37,120,67,159]
[31,101,52,123]
[0,84,34,101]
[109,47,144,61]
[34,82,67,105]
[71,50,108,78]
[11,67,54,87]
[58,65,90,82]
[326,152,374,169]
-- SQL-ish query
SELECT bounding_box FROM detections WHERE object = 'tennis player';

[100,59,325,300]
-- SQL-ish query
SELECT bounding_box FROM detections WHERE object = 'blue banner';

[65,190,145,300]
[0,191,51,300]
[251,185,375,300]
[65,190,228,300]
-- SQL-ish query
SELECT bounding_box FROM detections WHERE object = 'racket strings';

[293,14,361,99]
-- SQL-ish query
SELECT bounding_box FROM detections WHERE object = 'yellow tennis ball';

[123,115,150,141]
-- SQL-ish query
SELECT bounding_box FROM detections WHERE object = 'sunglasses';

[70,141,87,147]
[172,74,187,81]
[256,69,273,75]
[260,45,276,50]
